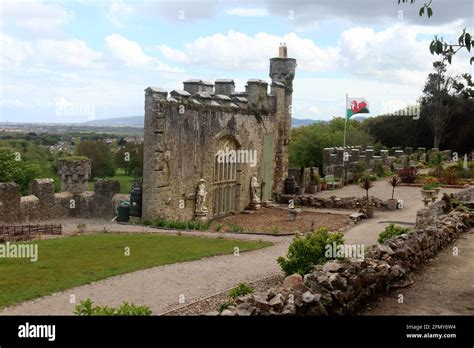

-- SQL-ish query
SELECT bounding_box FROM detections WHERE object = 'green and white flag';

[346,97,369,119]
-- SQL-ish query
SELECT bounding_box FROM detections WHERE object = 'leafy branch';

[398,0,474,64]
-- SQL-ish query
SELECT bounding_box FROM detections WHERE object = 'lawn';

[0,233,271,309]
[87,169,135,193]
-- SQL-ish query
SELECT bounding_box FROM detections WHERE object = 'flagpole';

[343,93,348,183]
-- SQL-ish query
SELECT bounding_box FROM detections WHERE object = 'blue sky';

[0,0,472,123]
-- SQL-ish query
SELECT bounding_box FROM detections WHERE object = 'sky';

[0,0,472,123]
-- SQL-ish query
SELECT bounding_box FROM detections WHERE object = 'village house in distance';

[142,44,297,221]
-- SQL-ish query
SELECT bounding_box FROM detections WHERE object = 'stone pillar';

[365,149,374,164]
[323,148,333,168]
[58,158,92,194]
[0,182,21,223]
[380,149,389,163]
[394,150,404,158]
[350,148,360,162]
[29,178,55,219]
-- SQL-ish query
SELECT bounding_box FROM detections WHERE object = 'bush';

[378,224,409,243]
[442,166,459,185]
[151,218,209,231]
[74,299,152,316]
[277,228,344,276]
[228,283,254,299]
[228,223,244,233]
[399,166,417,183]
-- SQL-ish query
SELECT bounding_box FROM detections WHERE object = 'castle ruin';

[142,44,297,221]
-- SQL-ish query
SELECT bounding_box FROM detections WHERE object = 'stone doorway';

[212,136,239,217]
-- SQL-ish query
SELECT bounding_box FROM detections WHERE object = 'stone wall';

[219,210,472,316]
[58,158,91,194]
[143,45,296,222]
[0,179,121,223]
[323,146,454,179]
[217,186,474,316]
[277,194,387,210]
[415,187,474,229]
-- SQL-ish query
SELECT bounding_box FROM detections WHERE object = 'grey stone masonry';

[142,44,296,222]
[58,158,91,194]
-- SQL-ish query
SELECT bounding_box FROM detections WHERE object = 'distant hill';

[351,116,368,122]
[291,118,320,127]
[83,116,319,128]
[84,116,143,127]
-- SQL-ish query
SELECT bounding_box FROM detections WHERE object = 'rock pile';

[215,210,472,316]
[278,194,387,210]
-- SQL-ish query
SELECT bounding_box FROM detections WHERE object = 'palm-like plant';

[430,152,444,178]
[359,174,374,202]
[387,175,401,200]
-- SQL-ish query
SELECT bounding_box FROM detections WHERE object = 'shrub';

[277,228,345,276]
[74,299,152,316]
[228,283,254,299]
[429,152,444,178]
[387,175,401,199]
[151,218,209,231]
[218,300,235,313]
[399,166,417,183]
[214,224,223,232]
[228,223,244,233]
[378,224,409,243]
[442,166,459,185]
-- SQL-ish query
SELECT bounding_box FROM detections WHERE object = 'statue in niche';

[250,173,261,209]
[195,179,208,213]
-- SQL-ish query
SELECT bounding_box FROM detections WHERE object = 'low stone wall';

[415,187,474,229]
[218,210,472,316]
[277,194,387,210]
[0,179,121,223]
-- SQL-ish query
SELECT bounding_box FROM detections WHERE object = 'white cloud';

[225,8,269,17]
[0,33,33,69]
[161,30,340,72]
[106,34,177,71]
[0,0,72,34]
[339,22,470,85]
[37,39,103,69]
[105,0,134,27]
[158,45,190,64]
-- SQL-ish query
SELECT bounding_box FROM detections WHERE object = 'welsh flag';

[346,97,369,119]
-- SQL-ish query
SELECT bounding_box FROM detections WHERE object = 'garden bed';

[209,207,351,235]
[161,275,284,316]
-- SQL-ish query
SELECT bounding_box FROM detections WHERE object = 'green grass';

[0,233,271,309]
[87,169,135,194]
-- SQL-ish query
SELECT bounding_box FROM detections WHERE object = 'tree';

[76,140,116,178]
[0,148,38,195]
[289,118,374,172]
[398,0,474,64]
[420,61,469,148]
[115,142,143,177]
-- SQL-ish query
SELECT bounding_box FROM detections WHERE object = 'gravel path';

[1,183,464,315]
[1,222,291,315]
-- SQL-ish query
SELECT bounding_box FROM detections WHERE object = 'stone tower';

[269,43,297,194]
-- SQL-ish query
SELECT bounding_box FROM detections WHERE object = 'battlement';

[144,76,288,116]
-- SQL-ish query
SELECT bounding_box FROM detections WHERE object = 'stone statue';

[195,179,208,213]
[250,173,261,210]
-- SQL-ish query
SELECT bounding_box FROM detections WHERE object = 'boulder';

[323,261,346,273]
[283,274,303,289]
